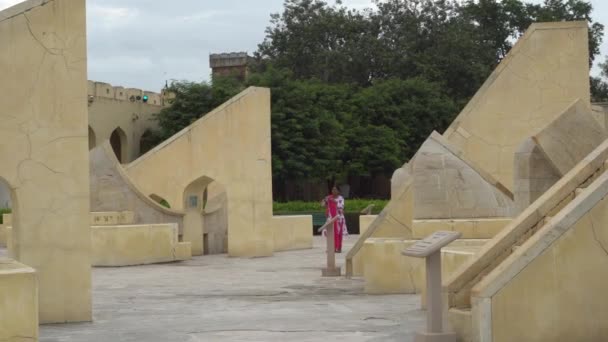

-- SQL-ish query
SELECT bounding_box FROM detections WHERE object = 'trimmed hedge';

[273,199,387,214]
[0,208,11,224]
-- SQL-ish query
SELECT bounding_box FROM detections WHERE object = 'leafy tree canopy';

[151,0,605,198]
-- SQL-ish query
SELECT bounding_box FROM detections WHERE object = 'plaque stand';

[319,216,340,277]
[402,231,462,342]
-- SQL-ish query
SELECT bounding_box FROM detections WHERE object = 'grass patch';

[273,199,387,214]
[0,208,11,224]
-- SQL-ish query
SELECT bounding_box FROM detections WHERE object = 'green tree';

[154,77,243,141]
[344,124,402,177]
[592,56,608,102]
[248,68,353,181]
[351,78,458,159]
[255,0,379,85]
[524,0,604,65]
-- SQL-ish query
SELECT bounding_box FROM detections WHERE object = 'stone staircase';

[444,139,608,341]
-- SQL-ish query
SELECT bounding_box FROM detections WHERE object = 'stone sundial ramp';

[443,21,591,191]
[124,87,312,257]
[90,141,186,228]
[345,132,513,277]
[345,21,590,278]
[445,138,608,342]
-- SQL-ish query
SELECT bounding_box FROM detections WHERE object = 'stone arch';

[0,177,16,256]
[88,126,97,150]
[182,175,228,256]
[0,177,11,209]
[110,127,128,163]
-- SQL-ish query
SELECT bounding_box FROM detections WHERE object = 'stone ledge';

[92,223,192,267]
[412,218,511,240]
[272,215,313,252]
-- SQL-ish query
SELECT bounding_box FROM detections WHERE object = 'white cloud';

[1,0,607,88]
[88,4,138,29]
[181,10,227,22]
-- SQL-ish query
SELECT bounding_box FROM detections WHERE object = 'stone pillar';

[0,0,92,323]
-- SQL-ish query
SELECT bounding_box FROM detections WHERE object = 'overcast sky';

[1,0,607,91]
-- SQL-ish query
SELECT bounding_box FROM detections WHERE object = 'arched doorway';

[110,127,128,163]
[0,177,11,209]
[0,177,15,256]
[182,176,227,256]
[88,126,97,150]
[201,181,228,255]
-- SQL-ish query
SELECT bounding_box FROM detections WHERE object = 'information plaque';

[402,231,462,258]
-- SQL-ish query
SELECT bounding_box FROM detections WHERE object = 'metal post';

[426,251,442,333]
[319,216,340,277]
[327,222,335,270]
[402,231,460,342]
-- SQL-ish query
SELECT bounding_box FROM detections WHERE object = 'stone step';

[448,307,472,342]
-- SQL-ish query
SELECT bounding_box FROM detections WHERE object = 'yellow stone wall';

[444,22,590,190]
[362,239,486,295]
[272,216,313,252]
[91,223,191,266]
[0,259,38,341]
[87,80,164,163]
[125,87,301,257]
[0,0,91,323]
[359,215,377,236]
[480,178,608,342]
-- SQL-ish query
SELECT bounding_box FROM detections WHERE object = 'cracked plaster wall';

[89,142,184,232]
[0,0,91,323]
[444,22,591,191]
[412,132,514,219]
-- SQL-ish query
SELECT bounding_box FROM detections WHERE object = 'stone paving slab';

[4,236,426,341]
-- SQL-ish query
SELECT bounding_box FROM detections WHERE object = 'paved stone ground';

[2,236,426,341]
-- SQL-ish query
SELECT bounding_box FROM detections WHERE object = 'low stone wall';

[0,259,38,341]
[272,215,313,252]
[92,223,191,267]
[362,238,486,296]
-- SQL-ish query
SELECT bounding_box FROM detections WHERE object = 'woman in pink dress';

[321,186,348,253]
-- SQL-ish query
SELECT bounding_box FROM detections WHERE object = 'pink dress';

[322,195,348,251]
